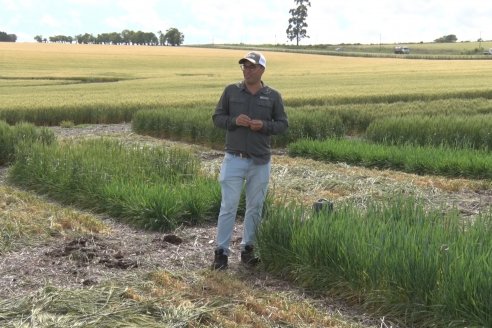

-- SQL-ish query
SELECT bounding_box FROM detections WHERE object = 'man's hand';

[249,119,263,131]
[236,114,252,127]
[236,115,263,131]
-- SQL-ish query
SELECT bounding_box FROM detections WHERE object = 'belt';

[227,151,251,158]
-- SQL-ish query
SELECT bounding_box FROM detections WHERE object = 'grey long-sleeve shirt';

[212,81,289,165]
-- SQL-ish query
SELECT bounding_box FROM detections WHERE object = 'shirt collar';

[239,80,266,93]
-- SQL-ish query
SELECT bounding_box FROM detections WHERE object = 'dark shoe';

[211,248,228,270]
[241,245,260,266]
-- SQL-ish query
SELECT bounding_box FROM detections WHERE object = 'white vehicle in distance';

[394,46,410,54]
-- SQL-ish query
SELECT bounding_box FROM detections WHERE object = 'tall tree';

[286,0,311,46]
[164,28,184,46]
[49,35,73,43]
[434,34,458,43]
[121,29,134,45]
[75,33,96,44]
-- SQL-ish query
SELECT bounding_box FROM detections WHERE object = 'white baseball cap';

[238,51,266,68]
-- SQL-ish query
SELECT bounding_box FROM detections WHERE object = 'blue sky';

[1,0,491,45]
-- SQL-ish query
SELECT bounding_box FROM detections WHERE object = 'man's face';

[240,62,264,85]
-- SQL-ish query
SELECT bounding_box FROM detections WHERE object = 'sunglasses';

[240,64,260,71]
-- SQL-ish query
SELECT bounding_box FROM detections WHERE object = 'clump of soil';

[45,236,139,270]
[0,209,222,298]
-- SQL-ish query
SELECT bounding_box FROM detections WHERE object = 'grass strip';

[8,138,221,231]
[0,120,54,165]
[257,197,492,327]
[132,107,346,149]
[366,114,492,150]
[287,138,492,179]
[132,98,492,150]
[131,108,226,148]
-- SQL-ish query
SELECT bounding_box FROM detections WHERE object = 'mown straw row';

[0,185,107,253]
[257,198,492,327]
[0,269,357,328]
[0,285,210,327]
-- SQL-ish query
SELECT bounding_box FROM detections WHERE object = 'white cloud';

[2,0,492,44]
[104,0,169,32]
[179,0,289,44]
[104,17,127,31]
[1,0,34,11]
[306,0,491,44]
[15,31,34,42]
[67,0,107,5]
[41,15,61,28]
[1,0,17,11]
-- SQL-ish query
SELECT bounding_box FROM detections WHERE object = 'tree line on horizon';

[0,31,17,42]
[0,0,473,47]
[34,28,184,46]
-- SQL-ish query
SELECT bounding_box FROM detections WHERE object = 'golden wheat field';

[1,42,492,112]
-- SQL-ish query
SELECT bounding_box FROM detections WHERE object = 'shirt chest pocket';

[253,99,274,120]
[229,97,246,116]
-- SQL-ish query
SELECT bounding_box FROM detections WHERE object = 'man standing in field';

[211,51,289,270]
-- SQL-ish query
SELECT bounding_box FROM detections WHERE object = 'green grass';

[0,120,55,165]
[132,107,346,149]
[131,108,227,148]
[257,197,492,327]
[8,138,221,231]
[132,97,492,151]
[288,138,492,179]
[366,114,492,150]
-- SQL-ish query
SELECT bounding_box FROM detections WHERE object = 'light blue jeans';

[215,153,271,256]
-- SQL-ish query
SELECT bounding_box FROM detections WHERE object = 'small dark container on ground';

[312,198,334,214]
